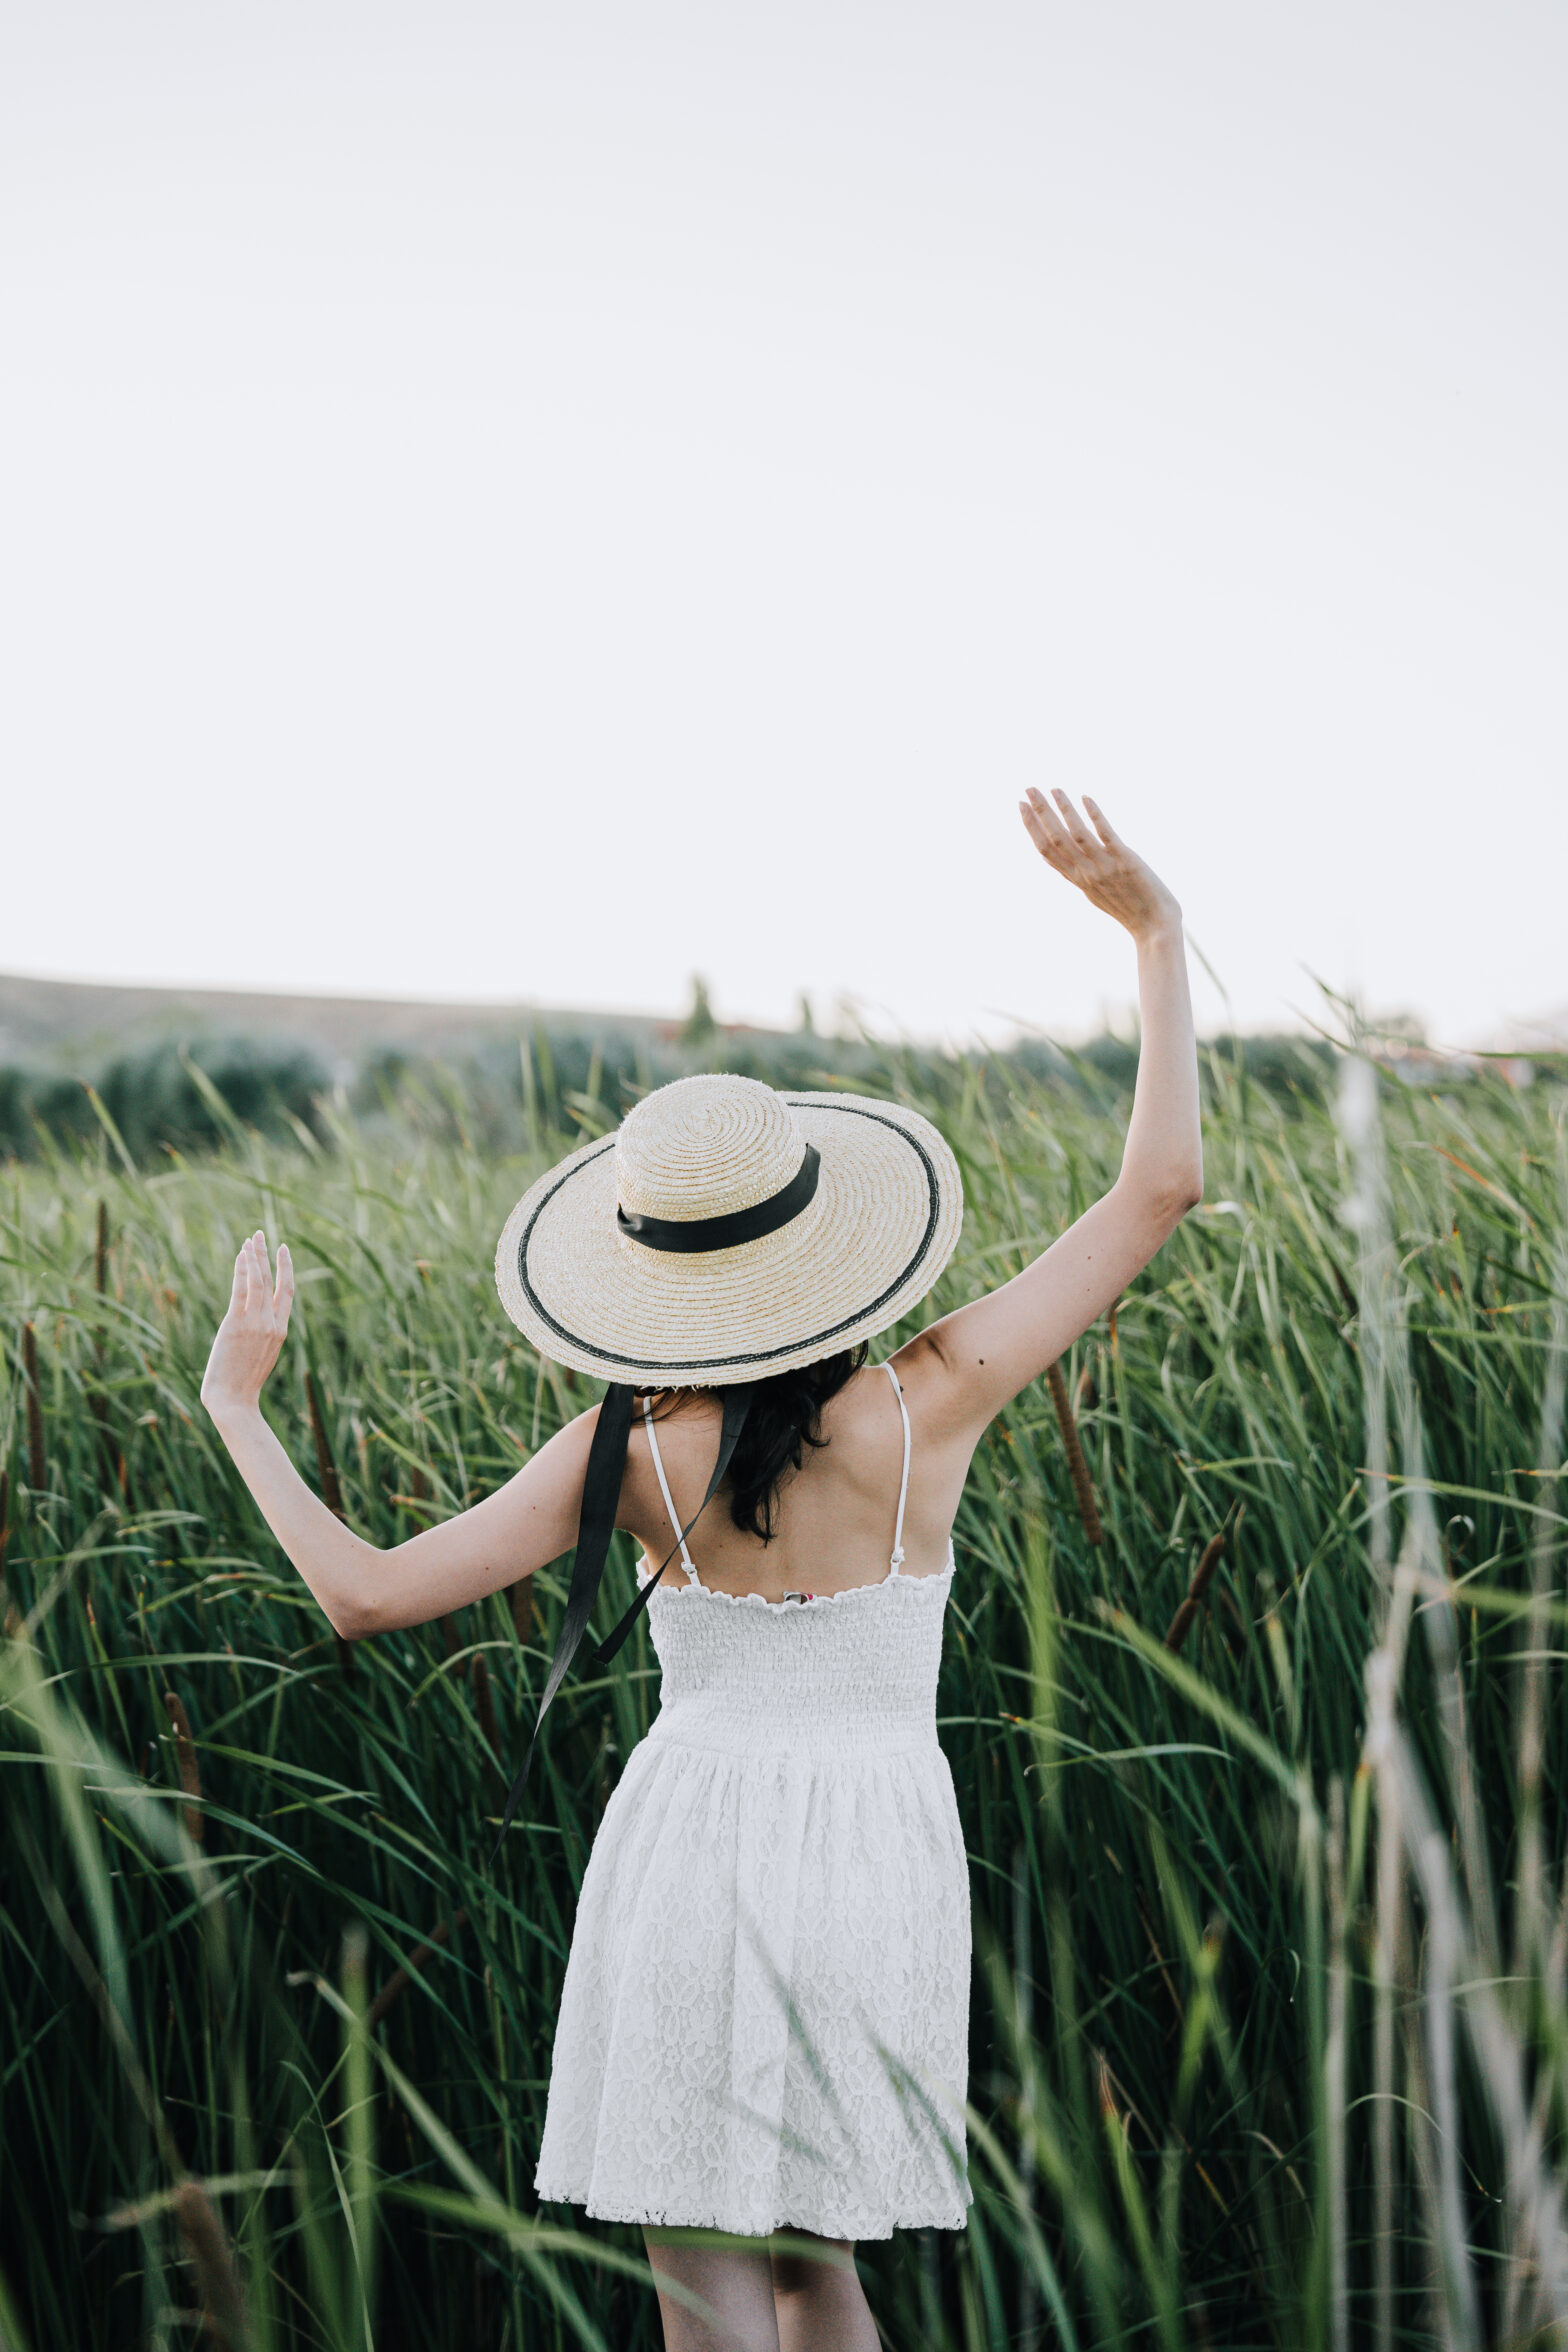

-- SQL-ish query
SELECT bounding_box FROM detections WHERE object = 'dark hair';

[642,1344,868,1543]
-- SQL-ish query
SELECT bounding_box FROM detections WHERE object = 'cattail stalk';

[509,1577,534,1646]
[1164,1510,1241,1652]
[22,1321,45,1490]
[172,2178,248,2352]
[366,1908,471,2032]
[305,1371,355,1675]
[471,1652,501,1784]
[304,1371,345,1517]
[163,1690,204,1843]
[1044,1360,1102,1545]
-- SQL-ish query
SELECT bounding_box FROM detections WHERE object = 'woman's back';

[630,1361,956,1753]
[621,1355,966,1601]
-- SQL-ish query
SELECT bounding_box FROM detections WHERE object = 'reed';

[366,1910,472,2034]
[21,1319,44,1490]
[470,1651,502,1787]
[304,1369,345,1521]
[2,1031,1566,2347]
[1163,1508,1239,1652]
[172,2181,248,2352]
[162,1688,204,1843]
[1044,1360,1102,1546]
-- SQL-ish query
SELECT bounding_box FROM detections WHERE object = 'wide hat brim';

[494,1090,964,1386]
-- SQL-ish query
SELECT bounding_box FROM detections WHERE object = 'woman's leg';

[644,2229,781,2352]
[769,2233,879,2351]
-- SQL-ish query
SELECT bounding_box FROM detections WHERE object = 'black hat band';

[616,1143,821,1253]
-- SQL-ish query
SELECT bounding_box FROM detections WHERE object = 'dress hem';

[533,2184,973,2243]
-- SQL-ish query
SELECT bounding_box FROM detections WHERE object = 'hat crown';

[615,1075,807,1225]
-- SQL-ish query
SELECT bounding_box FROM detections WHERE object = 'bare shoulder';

[887,1322,986,1437]
[614,1389,721,1523]
[889,1182,1195,1441]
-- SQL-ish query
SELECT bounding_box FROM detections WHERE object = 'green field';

[3,1034,1565,2350]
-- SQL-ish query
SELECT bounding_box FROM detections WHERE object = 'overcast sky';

[3,1,1563,1049]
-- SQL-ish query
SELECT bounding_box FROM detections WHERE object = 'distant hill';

[5,966,1550,1176]
[0,969,903,1165]
[0,970,702,1077]
[0,968,830,1164]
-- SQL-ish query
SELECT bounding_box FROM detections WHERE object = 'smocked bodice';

[634,1549,956,1759]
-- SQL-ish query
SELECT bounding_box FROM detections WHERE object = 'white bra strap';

[883,1361,912,1576]
[643,1398,699,1584]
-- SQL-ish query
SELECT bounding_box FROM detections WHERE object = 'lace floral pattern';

[533,1554,972,2239]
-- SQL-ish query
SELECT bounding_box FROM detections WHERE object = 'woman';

[202,789,1201,2351]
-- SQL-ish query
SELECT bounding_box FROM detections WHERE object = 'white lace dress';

[533,1363,972,2241]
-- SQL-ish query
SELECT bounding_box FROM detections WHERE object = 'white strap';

[883,1360,911,1575]
[643,1399,700,1583]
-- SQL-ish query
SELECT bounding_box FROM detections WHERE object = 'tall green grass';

[2,1035,1565,2348]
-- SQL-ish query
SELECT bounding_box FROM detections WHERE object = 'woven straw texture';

[494,1074,963,1385]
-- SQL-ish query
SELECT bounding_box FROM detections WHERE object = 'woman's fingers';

[235,1232,285,1328]
[205,1233,293,1414]
[1051,790,1099,854]
[1019,787,1077,866]
[240,1237,261,1315]
[1018,787,1177,937]
[1083,795,1125,851]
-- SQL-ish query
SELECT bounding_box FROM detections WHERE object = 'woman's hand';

[201,1231,295,1424]
[899,789,1199,1439]
[1018,788,1181,942]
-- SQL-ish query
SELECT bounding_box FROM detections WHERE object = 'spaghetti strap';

[882,1360,912,1577]
[643,1399,700,1586]
[646,1371,912,1588]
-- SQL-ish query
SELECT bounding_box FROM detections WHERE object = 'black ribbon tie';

[491,1378,755,1857]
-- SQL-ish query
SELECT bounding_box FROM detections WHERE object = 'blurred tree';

[680,976,717,1049]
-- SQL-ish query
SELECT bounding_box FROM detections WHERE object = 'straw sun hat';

[494,1073,964,1387]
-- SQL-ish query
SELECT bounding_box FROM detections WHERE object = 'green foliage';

[1,1044,1565,2348]
[0,1007,1340,1173]
[0,1038,330,1163]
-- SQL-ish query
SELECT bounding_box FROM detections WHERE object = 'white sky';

[3,1,1563,1050]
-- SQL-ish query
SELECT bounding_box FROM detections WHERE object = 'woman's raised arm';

[893,790,1202,1442]
[201,1233,595,1638]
